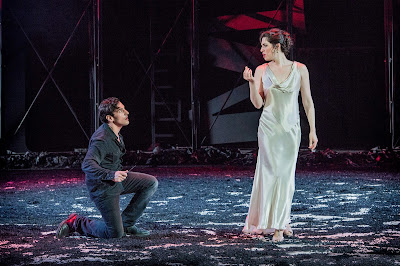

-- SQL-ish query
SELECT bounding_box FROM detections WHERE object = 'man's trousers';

[73,171,158,238]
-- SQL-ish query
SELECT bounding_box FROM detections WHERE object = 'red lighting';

[217,0,305,31]
[218,14,276,31]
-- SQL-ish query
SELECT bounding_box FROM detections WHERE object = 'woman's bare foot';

[272,229,284,242]
[283,224,293,237]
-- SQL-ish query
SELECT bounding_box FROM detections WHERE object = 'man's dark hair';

[98,97,120,123]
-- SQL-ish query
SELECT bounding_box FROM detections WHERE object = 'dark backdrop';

[2,0,91,152]
[1,0,393,151]
[101,1,152,150]
[298,0,387,149]
[199,0,387,149]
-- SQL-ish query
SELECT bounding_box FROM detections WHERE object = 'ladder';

[149,1,184,148]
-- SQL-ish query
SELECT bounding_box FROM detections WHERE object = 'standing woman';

[242,28,317,242]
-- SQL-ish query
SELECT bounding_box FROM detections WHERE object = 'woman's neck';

[273,53,290,66]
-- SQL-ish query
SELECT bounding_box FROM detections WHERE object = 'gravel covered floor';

[0,166,399,265]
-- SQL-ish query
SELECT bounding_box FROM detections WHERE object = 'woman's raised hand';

[243,66,254,82]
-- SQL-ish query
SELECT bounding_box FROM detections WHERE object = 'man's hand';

[113,170,128,182]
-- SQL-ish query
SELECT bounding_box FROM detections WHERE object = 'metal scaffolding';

[190,0,200,150]
[89,0,103,135]
[384,0,398,149]
[9,0,98,141]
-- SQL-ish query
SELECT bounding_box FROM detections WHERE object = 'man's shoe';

[56,213,77,239]
[125,225,150,237]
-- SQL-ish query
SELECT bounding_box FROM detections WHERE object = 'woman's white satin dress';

[243,62,301,233]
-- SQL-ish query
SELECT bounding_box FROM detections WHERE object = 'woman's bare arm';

[243,65,265,109]
[299,63,318,150]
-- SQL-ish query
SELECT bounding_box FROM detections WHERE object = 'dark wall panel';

[101,1,152,150]
[3,0,91,152]
[2,0,390,151]
[200,0,387,149]
[298,0,386,149]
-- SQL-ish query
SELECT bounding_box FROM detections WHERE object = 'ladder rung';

[157,85,173,89]
[157,52,175,56]
[155,134,174,138]
[155,101,179,105]
[157,118,178,122]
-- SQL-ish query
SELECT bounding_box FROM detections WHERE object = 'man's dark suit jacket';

[82,123,126,198]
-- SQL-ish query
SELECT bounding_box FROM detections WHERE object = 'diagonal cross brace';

[10,0,92,140]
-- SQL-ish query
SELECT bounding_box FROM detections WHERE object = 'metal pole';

[89,0,96,134]
[384,0,394,149]
[150,8,156,148]
[191,0,200,150]
[286,0,294,60]
[90,0,102,134]
[97,0,103,121]
[0,1,2,140]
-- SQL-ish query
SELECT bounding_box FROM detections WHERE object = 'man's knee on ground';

[151,177,158,190]
[147,177,158,195]
[107,228,125,239]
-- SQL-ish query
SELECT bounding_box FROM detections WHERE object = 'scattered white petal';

[227,192,242,196]
[383,221,400,225]
[167,196,183,200]
[41,230,56,235]
[196,210,215,215]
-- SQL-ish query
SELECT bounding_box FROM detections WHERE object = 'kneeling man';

[56,97,158,238]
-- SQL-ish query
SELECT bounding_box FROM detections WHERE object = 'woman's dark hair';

[259,28,293,57]
[98,97,120,123]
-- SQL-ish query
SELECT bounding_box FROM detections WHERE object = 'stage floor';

[0,167,399,265]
